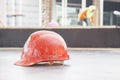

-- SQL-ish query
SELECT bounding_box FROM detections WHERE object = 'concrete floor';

[1,50,120,80]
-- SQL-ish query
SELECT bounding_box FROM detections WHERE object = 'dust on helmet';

[15,30,69,66]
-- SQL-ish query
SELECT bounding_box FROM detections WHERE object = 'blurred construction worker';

[78,5,96,26]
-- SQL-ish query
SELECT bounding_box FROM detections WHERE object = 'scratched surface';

[0,50,120,80]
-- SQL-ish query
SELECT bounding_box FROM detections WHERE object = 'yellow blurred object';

[78,5,96,26]
[78,8,88,20]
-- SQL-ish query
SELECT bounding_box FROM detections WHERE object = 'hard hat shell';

[15,30,69,66]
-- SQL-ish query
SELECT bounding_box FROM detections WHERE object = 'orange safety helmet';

[15,30,69,66]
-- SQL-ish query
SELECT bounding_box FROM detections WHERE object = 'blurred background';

[0,0,120,27]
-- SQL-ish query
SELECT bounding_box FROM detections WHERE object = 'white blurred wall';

[0,0,6,26]
[0,0,40,27]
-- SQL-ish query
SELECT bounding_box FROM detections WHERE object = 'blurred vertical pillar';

[42,0,52,26]
[39,0,42,26]
[93,0,104,26]
[52,0,57,21]
[81,0,86,26]
[62,0,67,26]
[0,0,6,26]
[12,0,15,26]
[82,0,86,9]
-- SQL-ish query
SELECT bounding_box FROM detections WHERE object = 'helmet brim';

[14,59,36,66]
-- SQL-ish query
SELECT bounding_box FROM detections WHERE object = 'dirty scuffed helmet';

[15,30,69,66]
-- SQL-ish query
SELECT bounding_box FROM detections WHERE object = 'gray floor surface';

[1,50,120,80]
